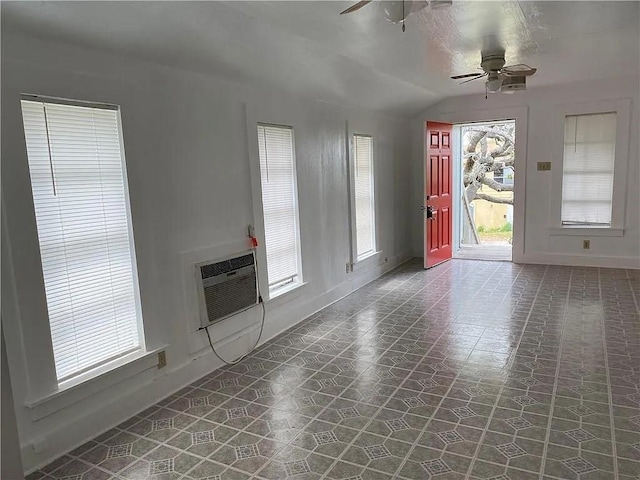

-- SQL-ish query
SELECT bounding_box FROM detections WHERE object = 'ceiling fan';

[340,0,452,31]
[451,52,537,95]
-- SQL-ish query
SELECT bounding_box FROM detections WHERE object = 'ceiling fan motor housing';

[480,54,506,73]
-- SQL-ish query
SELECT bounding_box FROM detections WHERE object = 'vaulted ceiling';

[2,1,639,117]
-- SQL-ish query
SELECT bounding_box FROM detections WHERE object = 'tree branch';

[473,192,513,205]
[465,131,487,154]
[466,126,515,159]
[480,178,514,192]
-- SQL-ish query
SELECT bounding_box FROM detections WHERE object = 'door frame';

[423,106,528,263]
[452,125,462,253]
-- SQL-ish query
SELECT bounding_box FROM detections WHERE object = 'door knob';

[426,205,434,219]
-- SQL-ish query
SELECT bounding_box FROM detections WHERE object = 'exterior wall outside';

[473,198,511,230]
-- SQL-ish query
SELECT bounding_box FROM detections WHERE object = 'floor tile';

[27,260,640,480]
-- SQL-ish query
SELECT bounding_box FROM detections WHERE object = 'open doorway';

[453,120,515,261]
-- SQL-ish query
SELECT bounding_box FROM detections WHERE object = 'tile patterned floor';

[26,259,640,480]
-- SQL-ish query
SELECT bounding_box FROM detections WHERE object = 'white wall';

[1,31,412,473]
[411,77,640,268]
[1,328,25,480]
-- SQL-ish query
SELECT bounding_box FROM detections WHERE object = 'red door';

[424,122,453,268]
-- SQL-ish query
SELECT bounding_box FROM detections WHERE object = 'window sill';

[267,281,308,308]
[352,251,382,272]
[548,227,625,237]
[25,346,166,421]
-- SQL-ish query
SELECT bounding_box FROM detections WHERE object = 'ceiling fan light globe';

[486,77,502,92]
[383,1,410,23]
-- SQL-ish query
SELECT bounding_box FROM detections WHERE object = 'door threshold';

[453,245,512,262]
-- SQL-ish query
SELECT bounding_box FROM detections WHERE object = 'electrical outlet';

[157,350,167,369]
[537,162,551,171]
[583,240,590,250]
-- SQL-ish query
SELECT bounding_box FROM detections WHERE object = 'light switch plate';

[537,162,551,171]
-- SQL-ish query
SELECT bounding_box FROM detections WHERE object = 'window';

[256,124,302,294]
[494,165,514,186]
[561,112,616,226]
[20,98,143,382]
[353,134,376,259]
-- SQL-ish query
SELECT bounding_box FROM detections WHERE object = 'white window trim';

[23,96,147,379]
[548,226,625,237]
[266,281,309,305]
[246,113,305,302]
[347,127,379,266]
[351,251,382,273]
[5,94,150,409]
[0,94,154,421]
[24,345,166,421]
[550,98,631,233]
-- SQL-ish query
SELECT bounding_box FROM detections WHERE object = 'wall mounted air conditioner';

[196,251,258,328]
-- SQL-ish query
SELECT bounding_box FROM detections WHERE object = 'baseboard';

[516,252,640,269]
[412,248,638,270]
[20,253,413,474]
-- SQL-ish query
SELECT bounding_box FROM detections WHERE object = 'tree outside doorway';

[460,121,515,246]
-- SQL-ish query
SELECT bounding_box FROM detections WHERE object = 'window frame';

[549,98,631,236]
[0,93,158,418]
[350,133,377,262]
[493,164,514,186]
[19,94,147,383]
[253,122,304,299]
[347,130,379,268]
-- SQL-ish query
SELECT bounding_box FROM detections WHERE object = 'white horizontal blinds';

[257,124,301,291]
[561,112,616,226]
[21,100,142,381]
[354,135,375,258]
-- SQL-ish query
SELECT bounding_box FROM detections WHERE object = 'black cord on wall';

[199,250,266,365]
[202,300,265,365]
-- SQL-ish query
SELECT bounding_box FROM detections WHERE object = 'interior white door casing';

[418,106,528,263]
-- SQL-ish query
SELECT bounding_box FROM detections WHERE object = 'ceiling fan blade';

[502,64,537,76]
[340,0,373,15]
[460,73,487,84]
[451,72,485,80]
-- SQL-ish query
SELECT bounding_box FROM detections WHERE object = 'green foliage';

[476,223,512,233]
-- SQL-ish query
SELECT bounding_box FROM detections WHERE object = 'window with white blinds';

[257,124,302,293]
[20,99,143,382]
[561,112,617,226]
[353,135,376,259]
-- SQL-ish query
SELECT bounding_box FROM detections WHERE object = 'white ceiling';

[2,1,639,117]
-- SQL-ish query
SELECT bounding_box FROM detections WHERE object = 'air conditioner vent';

[200,253,255,279]
[197,252,258,327]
